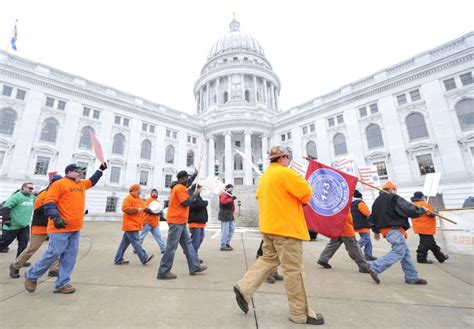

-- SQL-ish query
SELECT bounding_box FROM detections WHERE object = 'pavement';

[0,222,473,328]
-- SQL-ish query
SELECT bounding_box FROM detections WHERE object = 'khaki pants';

[13,234,59,272]
[237,234,316,323]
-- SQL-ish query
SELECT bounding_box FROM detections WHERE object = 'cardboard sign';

[423,173,441,197]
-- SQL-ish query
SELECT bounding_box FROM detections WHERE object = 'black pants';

[0,226,30,258]
[416,234,446,262]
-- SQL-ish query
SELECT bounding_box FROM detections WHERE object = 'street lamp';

[257,159,263,172]
[214,160,219,176]
[237,200,242,216]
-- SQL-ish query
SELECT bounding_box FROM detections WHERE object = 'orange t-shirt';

[354,201,371,234]
[144,197,159,227]
[412,201,436,235]
[167,184,190,225]
[31,191,48,235]
[340,213,356,237]
[121,194,146,232]
[188,223,206,229]
[46,177,93,233]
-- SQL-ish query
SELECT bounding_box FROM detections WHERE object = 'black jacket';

[351,199,372,230]
[188,195,208,224]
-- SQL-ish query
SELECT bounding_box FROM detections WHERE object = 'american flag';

[289,159,307,177]
[10,21,18,51]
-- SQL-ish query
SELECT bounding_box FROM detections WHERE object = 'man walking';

[188,184,208,263]
[218,184,236,251]
[351,189,377,261]
[24,163,106,294]
[139,188,166,253]
[234,145,324,326]
[368,182,428,285]
[157,170,207,280]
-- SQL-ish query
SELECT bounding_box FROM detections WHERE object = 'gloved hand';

[2,214,12,226]
[99,162,108,171]
[232,195,237,200]
[53,216,66,229]
[144,208,153,214]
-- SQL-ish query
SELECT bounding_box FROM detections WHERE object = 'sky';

[1,0,473,114]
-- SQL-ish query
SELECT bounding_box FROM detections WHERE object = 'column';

[253,75,258,102]
[274,88,279,110]
[215,78,220,105]
[270,84,275,109]
[263,78,268,106]
[199,88,203,113]
[227,76,231,101]
[224,131,233,184]
[261,134,269,170]
[206,82,210,110]
[244,131,253,185]
[208,135,215,177]
[241,74,245,100]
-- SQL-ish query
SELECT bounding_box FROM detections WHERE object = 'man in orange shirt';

[25,162,106,294]
[351,189,377,261]
[234,146,324,326]
[411,191,448,264]
[114,184,154,265]
[157,170,207,280]
[138,188,166,253]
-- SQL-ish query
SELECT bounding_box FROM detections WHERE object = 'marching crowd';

[0,145,449,326]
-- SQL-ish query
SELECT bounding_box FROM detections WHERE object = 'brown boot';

[24,277,37,293]
[53,284,76,294]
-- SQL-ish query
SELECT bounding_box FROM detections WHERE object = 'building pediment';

[365,151,390,160]
[137,162,153,170]
[0,138,15,149]
[108,157,127,166]
[406,142,437,154]
[32,145,58,155]
[72,152,95,160]
[458,133,474,145]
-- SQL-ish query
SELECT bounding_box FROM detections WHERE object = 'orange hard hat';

[383,181,397,190]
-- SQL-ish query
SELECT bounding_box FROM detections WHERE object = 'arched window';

[186,150,194,167]
[79,126,94,149]
[165,145,174,164]
[223,91,229,103]
[306,141,318,159]
[40,117,59,143]
[0,108,17,135]
[112,133,125,155]
[366,124,384,149]
[234,154,243,170]
[406,113,429,141]
[140,139,152,160]
[334,133,347,156]
[455,98,474,130]
[245,90,250,102]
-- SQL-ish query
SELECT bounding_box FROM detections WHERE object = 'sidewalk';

[0,222,473,328]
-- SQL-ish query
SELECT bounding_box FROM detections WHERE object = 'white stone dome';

[207,19,265,60]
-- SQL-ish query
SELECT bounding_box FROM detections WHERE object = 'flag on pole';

[10,21,18,51]
[303,160,358,238]
[89,129,105,163]
[289,159,307,177]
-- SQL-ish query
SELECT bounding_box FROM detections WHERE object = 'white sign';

[199,175,226,195]
[358,166,380,188]
[423,172,441,197]
[440,209,474,255]
[195,136,206,171]
[335,155,355,175]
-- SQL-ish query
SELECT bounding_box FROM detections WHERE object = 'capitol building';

[0,19,473,218]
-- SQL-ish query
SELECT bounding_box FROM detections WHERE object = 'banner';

[89,130,105,164]
[303,160,358,238]
[199,175,226,195]
[423,173,441,197]
[358,166,380,190]
[440,209,474,255]
[195,136,206,171]
[334,155,355,175]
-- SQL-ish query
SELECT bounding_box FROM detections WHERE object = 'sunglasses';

[25,187,34,190]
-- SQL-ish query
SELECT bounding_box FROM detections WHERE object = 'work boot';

[417,259,433,264]
[54,284,76,294]
[359,268,369,273]
[48,270,58,277]
[190,265,207,275]
[157,272,177,280]
[365,256,378,261]
[22,262,31,267]
[24,277,37,293]
[9,264,20,279]
[406,278,428,285]
[114,260,130,265]
[273,273,284,281]
[226,244,234,250]
[143,254,154,265]
[437,254,449,263]
[317,260,332,269]
[290,313,325,325]
[220,246,232,251]
[368,269,380,284]
[233,285,249,314]
[265,276,276,284]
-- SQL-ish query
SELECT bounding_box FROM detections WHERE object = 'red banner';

[89,130,105,164]
[303,160,358,239]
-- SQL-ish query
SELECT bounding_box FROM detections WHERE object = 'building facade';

[0,20,473,216]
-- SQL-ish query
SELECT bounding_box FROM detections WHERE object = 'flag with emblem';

[303,159,358,238]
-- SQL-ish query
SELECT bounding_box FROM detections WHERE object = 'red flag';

[89,130,105,164]
[48,171,58,180]
[303,160,358,239]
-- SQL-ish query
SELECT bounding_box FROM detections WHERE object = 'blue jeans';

[220,221,235,248]
[114,231,149,264]
[158,224,200,275]
[358,232,373,258]
[27,231,80,290]
[139,224,166,252]
[189,227,205,256]
[368,229,419,283]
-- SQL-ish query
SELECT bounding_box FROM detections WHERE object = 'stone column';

[206,82,210,110]
[270,84,275,109]
[241,74,246,100]
[224,132,233,184]
[215,78,220,105]
[199,88,203,113]
[263,78,268,106]
[227,76,231,102]
[244,131,253,185]
[274,88,279,110]
[253,75,258,102]
[208,135,215,177]
[261,134,269,170]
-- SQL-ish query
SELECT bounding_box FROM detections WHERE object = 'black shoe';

[157,272,177,280]
[317,260,332,269]
[114,260,130,265]
[226,244,233,250]
[190,265,207,275]
[48,270,58,277]
[406,278,428,285]
[365,256,378,261]
[0,248,9,253]
[417,259,433,264]
[265,276,276,284]
[233,285,249,314]
[368,269,380,284]
[143,254,154,265]
[306,314,325,325]
[22,262,31,268]
[9,264,20,279]
[359,268,369,273]
[199,259,203,264]
[438,255,449,263]
[161,250,165,254]
[273,273,284,281]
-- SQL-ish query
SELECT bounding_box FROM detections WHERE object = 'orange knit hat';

[129,184,141,192]
[383,181,397,190]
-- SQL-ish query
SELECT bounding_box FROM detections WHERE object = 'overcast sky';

[1,0,473,114]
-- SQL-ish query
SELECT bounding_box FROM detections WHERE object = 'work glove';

[99,162,108,171]
[53,216,66,229]
[144,208,153,215]
[232,195,237,200]
[2,214,12,226]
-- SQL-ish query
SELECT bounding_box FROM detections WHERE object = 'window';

[287,132,292,140]
[374,161,388,179]
[110,166,121,183]
[149,125,155,134]
[396,94,407,106]
[455,99,474,130]
[172,131,177,139]
[233,56,238,61]
[410,89,421,102]
[186,150,194,167]
[166,129,171,138]
[34,156,50,175]
[45,97,55,107]
[366,124,384,149]
[245,90,250,102]
[2,85,13,97]
[302,126,308,135]
[235,141,241,147]
[443,78,457,91]
[234,154,243,170]
[92,110,100,119]
[165,174,172,188]
[40,118,59,143]
[281,134,286,142]
[83,107,91,117]
[309,124,315,133]
[406,113,429,140]
[359,107,367,117]
[192,137,197,144]
[15,89,26,100]
[57,100,66,111]
[114,116,121,125]
[165,145,175,164]
[306,141,318,159]
[77,161,88,179]
[142,123,148,132]
[105,197,118,212]
[224,91,228,103]
[112,134,125,155]
[139,170,149,186]
[460,72,473,86]
[79,126,93,149]
[234,178,244,185]
[140,139,152,160]
[336,115,344,124]
[328,117,335,127]
[369,103,379,114]
[123,118,130,127]
[0,108,17,135]
[416,154,435,175]
[334,133,347,156]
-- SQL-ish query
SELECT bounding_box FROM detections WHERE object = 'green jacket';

[2,191,35,230]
